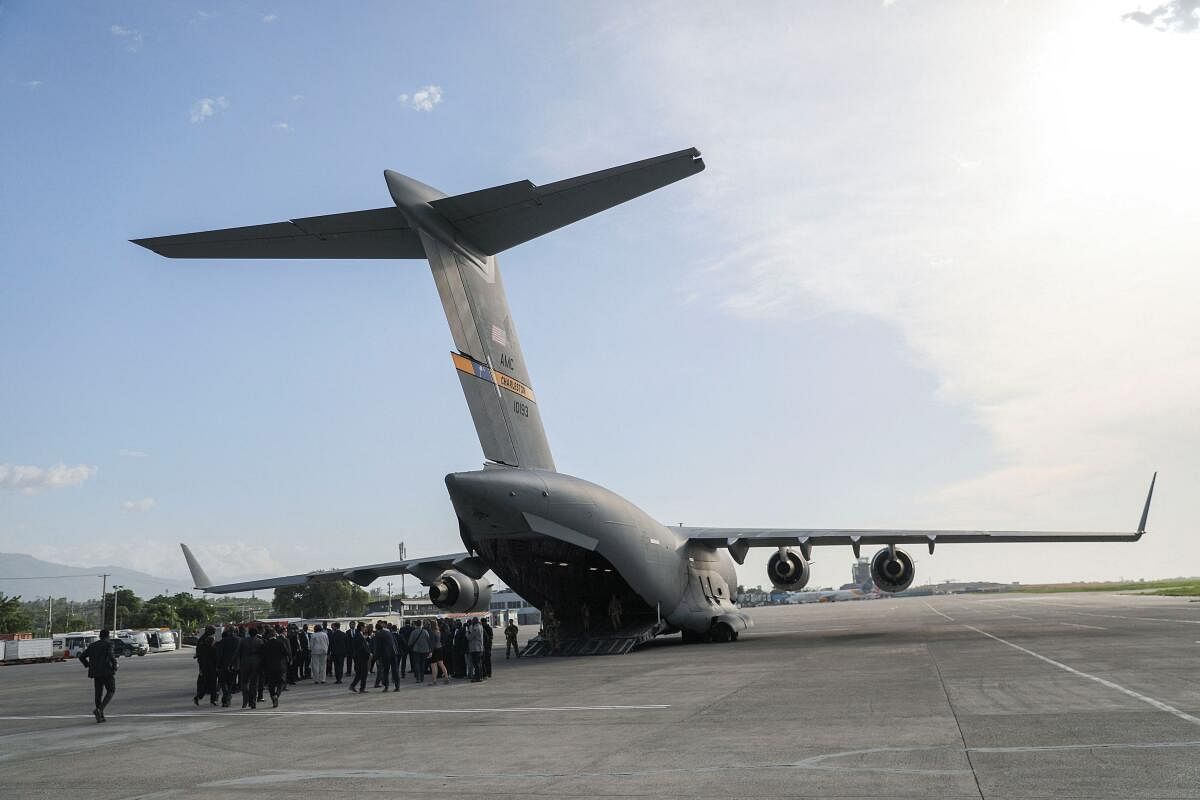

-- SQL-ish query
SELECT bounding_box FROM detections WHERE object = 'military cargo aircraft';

[135,148,1155,648]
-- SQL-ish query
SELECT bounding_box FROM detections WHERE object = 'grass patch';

[1013,578,1200,596]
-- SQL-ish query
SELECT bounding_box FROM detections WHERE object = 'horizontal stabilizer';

[178,543,478,595]
[133,207,425,259]
[431,147,705,255]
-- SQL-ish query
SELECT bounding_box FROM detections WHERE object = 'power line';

[0,574,109,581]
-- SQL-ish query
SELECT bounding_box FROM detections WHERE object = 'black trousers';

[195,669,218,702]
[330,654,344,681]
[398,650,409,677]
[506,638,519,658]
[218,667,238,705]
[264,669,285,700]
[240,664,260,707]
[468,652,483,681]
[351,655,369,691]
[93,675,115,709]
[483,650,492,677]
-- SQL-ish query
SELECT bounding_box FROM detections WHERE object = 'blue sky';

[2,1,1196,591]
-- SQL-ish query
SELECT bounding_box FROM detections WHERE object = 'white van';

[53,631,99,659]
[146,629,176,653]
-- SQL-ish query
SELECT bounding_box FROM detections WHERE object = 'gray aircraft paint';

[135,147,1149,643]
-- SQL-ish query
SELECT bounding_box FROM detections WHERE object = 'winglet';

[1137,472,1157,536]
[180,543,213,590]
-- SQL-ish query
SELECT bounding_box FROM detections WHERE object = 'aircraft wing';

[684,473,1156,563]
[132,207,425,259]
[180,543,486,595]
[430,147,705,255]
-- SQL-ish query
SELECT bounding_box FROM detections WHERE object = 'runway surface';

[3,592,1199,799]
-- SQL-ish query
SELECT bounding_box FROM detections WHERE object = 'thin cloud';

[0,463,97,495]
[272,121,290,131]
[398,85,443,112]
[110,24,143,52]
[121,497,157,513]
[1123,0,1200,31]
[22,80,42,89]
[190,96,229,124]
[118,449,149,459]
[290,94,305,102]
[262,14,278,23]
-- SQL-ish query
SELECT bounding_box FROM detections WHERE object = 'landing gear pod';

[428,570,493,613]
[767,548,811,590]
[870,547,915,593]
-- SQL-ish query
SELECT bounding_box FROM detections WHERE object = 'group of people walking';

[189,617,519,711]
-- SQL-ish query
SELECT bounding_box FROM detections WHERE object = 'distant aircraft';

[135,148,1155,647]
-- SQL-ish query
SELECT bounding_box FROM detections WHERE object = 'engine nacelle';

[427,570,493,613]
[767,548,811,590]
[870,547,915,593]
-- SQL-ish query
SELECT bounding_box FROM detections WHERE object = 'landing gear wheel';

[681,630,698,644]
[730,631,739,642]
[711,622,734,643]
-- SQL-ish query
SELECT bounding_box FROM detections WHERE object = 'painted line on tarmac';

[923,602,956,621]
[0,704,670,722]
[1060,622,1108,630]
[1031,601,1200,626]
[959,623,1200,727]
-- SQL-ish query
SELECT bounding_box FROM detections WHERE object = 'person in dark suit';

[349,622,371,693]
[397,620,413,679]
[239,626,265,709]
[262,627,289,707]
[193,625,219,706]
[371,621,398,691]
[481,619,494,679]
[215,628,241,707]
[328,622,348,683]
[78,628,118,723]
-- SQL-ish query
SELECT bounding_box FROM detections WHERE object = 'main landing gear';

[681,621,739,644]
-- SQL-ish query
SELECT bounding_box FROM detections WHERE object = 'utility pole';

[111,585,124,630]
[47,596,53,637]
[99,574,110,631]
[398,541,406,598]
[386,581,393,613]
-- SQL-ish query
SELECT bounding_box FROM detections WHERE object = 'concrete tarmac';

[2,592,1200,799]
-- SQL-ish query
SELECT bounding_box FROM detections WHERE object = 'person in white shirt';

[309,624,330,684]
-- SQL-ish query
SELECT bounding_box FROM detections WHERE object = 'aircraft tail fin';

[407,148,704,470]
[180,543,213,590]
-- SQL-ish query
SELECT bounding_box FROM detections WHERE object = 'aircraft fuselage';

[445,468,753,637]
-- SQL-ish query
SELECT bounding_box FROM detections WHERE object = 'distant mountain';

[0,552,194,601]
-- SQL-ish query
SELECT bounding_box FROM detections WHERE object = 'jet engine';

[870,547,915,593]
[767,548,811,590]
[427,570,493,613]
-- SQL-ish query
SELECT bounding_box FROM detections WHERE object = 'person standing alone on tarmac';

[193,626,219,706]
[505,619,520,659]
[78,628,118,723]
[309,624,329,684]
[216,628,241,707]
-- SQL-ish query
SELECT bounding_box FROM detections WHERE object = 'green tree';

[169,593,216,630]
[130,595,183,630]
[0,593,33,634]
[273,581,368,618]
[103,588,143,629]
